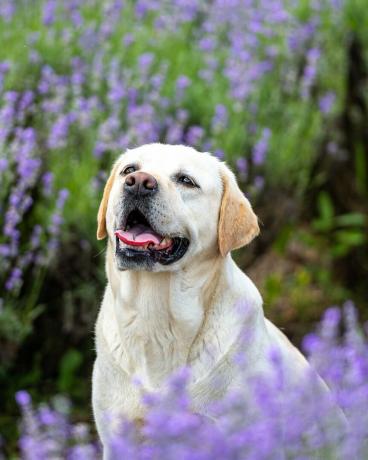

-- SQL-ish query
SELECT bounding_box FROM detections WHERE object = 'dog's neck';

[104,244,228,388]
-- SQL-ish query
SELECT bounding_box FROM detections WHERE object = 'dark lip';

[115,201,190,268]
[115,235,190,267]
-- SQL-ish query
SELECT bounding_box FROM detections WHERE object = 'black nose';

[124,171,158,197]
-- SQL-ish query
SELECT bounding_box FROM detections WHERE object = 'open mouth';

[114,209,189,268]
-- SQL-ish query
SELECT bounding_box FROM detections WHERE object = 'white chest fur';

[101,271,207,389]
[98,256,266,391]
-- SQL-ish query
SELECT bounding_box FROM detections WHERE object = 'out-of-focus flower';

[236,157,248,175]
[212,104,228,133]
[319,92,336,114]
[186,126,204,146]
[42,0,57,26]
[15,303,368,459]
[15,390,31,407]
[0,158,8,172]
[253,128,271,165]
[5,267,22,291]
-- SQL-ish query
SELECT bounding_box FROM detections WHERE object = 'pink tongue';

[115,224,162,246]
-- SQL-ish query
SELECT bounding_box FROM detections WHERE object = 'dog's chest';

[111,288,203,389]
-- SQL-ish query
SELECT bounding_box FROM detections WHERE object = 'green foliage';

[58,349,83,395]
[313,191,367,257]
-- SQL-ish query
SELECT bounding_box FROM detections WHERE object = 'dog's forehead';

[119,144,222,188]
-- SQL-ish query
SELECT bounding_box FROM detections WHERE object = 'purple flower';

[301,48,321,98]
[212,104,228,132]
[0,1,15,21]
[186,126,205,147]
[214,149,224,160]
[176,75,191,90]
[0,61,10,74]
[254,175,265,190]
[138,53,154,73]
[14,303,368,459]
[122,33,134,47]
[15,390,31,407]
[319,92,336,114]
[236,157,248,174]
[175,75,191,101]
[42,0,57,26]
[56,189,69,209]
[17,157,41,186]
[30,225,42,250]
[42,172,54,197]
[0,244,11,256]
[5,267,22,291]
[253,128,271,165]
[0,158,8,172]
[199,36,216,52]
[48,114,75,149]
[166,122,184,144]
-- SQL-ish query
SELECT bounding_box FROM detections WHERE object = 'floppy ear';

[218,167,260,256]
[97,163,118,240]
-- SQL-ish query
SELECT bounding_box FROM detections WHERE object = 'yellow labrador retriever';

[92,143,310,447]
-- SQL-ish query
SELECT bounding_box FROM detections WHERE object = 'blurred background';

[0,0,367,453]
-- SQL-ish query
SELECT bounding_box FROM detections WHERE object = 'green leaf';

[318,192,335,221]
[57,349,83,394]
[335,230,366,246]
[335,213,366,227]
[313,192,335,232]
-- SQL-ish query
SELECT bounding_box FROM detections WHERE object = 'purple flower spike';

[236,157,248,174]
[0,158,8,172]
[319,92,336,114]
[176,75,191,90]
[15,390,31,407]
[253,128,271,165]
[186,126,204,146]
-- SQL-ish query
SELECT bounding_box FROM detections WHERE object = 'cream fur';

[92,143,310,450]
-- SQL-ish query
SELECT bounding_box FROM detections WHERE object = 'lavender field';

[0,0,367,458]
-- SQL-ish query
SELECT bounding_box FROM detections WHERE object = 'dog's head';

[97,143,259,272]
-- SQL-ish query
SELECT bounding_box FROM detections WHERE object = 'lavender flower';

[0,1,15,22]
[15,303,368,459]
[15,390,31,407]
[212,104,228,133]
[5,267,22,291]
[0,158,8,173]
[319,92,336,114]
[253,128,271,166]
[48,114,75,149]
[301,47,321,99]
[42,0,57,26]
[236,157,248,175]
[186,126,205,147]
[41,172,54,197]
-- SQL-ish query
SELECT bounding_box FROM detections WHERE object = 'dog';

[92,143,312,450]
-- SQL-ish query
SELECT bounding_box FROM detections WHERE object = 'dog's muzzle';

[113,183,189,270]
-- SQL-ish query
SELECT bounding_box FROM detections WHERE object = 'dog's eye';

[121,165,136,175]
[177,175,198,188]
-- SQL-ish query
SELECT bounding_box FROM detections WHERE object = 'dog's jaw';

[113,196,190,271]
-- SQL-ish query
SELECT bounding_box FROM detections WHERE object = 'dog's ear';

[218,166,260,256]
[97,163,118,240]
